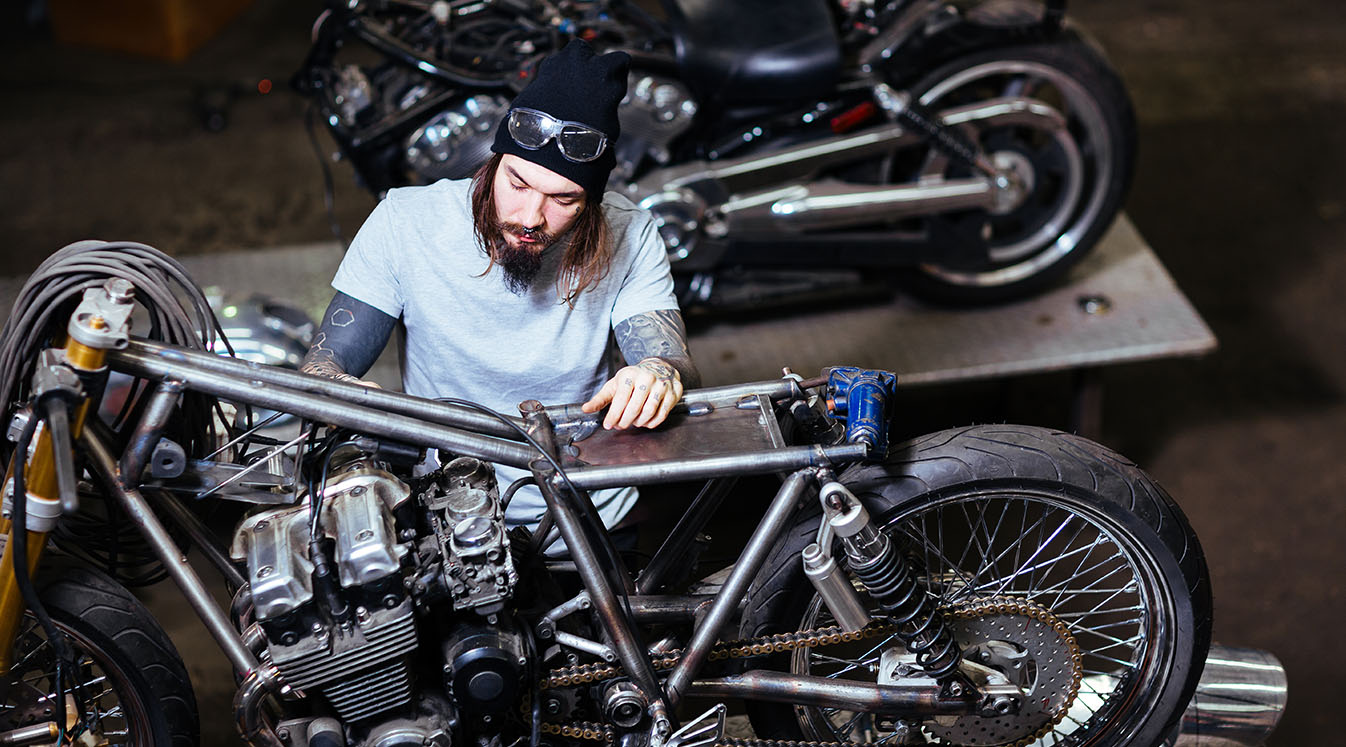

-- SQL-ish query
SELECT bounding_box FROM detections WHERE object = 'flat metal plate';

[562,394,783,468]
[687,215,1218,386]
[0,215,1214,391]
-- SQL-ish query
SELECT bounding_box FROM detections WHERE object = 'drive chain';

[540,597,1081,747]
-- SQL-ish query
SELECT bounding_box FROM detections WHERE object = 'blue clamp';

[827,366,899,457]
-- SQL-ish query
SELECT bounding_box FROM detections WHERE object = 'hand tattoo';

[637,358,677,384]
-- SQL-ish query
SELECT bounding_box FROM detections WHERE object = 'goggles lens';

[507,108,608,163]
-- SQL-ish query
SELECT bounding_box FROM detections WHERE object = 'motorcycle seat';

[663,0,841,105]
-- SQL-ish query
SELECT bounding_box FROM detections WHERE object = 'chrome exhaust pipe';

[1176,645,1288,747]
[717,177,997,233]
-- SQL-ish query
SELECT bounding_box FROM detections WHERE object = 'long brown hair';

[471,153,613,307]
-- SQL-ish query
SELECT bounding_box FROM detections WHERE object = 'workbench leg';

[1069,368,1104,441]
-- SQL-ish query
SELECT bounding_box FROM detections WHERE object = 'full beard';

[494,222,556,294]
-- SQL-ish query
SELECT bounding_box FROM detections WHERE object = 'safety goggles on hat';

[506,107,608,163]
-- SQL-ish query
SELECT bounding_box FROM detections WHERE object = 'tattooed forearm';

[301,291,398,382]
[615,309,701,389]
[300,333,363,382]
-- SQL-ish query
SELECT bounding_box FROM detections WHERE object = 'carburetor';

[421,457,517,616]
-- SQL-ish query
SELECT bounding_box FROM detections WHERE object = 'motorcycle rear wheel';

[1,565,199,746]
[895,34,1136,304]
[742,425,1210,746]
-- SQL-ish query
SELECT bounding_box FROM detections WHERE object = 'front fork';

[0,279,135,673]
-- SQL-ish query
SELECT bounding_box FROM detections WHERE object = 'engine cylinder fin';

[272,611,418,688]
[321,658,417,722]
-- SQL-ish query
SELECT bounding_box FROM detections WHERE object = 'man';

[300,39,699,530]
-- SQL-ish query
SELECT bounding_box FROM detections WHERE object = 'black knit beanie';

[492,39,630,198]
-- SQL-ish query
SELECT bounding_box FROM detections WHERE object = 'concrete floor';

[2,0,1342,744]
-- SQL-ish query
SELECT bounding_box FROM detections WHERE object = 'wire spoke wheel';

[744,426,1209,747]
[895,35,1136,303]
[2,614,148,745]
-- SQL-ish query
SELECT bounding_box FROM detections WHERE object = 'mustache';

[496,221,556,247]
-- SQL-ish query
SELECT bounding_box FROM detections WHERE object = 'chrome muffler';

[1177,645,1288,746]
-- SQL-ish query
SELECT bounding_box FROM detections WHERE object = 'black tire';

[895,33,1137,304]
[743,425,1211,746]
[1,564,200,746]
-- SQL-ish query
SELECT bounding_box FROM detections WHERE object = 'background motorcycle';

[0,243,1286,747]
[295,0,1136,306]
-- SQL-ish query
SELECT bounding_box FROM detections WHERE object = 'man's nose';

[516,191,546,229]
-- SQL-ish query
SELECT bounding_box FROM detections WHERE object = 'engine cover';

[231,463,417,724]
[405,94,510,183]
[444,627,525,716]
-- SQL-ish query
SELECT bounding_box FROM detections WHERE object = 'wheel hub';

[923,597,1082,746]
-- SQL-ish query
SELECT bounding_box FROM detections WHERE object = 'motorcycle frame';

[3,331,980,745]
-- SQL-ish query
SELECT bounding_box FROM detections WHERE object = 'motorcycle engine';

[231,452,523,735]
[615,72,698,180]
[404,94,511,183]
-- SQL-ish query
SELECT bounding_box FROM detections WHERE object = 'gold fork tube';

[0,338,106,673]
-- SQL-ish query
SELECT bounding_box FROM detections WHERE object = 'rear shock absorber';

[820,481,962,680]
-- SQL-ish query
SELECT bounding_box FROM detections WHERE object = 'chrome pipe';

[688,670,970,714]
[721,177,995,233]
[234,666,285,747]
[0,722,58,745]
[1176,645,1288,747]
[630,124,915,197]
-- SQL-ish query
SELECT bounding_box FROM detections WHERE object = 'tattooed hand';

[582,356,684,430]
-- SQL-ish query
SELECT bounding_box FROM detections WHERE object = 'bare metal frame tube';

[664,469,815,706]
[81,428,261,678]
[563,445,868,490]
[688,670,972,715]
[532,462,668,712]
[118,379,182,483]
[144,485,248,590]
[628,595,719,624]
[119,339,526,439]
[110,345,539,468]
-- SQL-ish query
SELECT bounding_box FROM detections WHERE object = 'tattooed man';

[301,39,699,529]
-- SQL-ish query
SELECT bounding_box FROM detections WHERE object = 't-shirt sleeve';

[610,211,680,326]
[331,197,404,318]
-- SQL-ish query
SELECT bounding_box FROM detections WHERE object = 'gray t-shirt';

[332,178,678,528]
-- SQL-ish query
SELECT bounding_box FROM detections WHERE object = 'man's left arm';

[582,308,701,429]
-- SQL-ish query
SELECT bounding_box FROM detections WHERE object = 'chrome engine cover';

[405,94,510,183]
[619,72,698,168]
[231,464,417,723]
